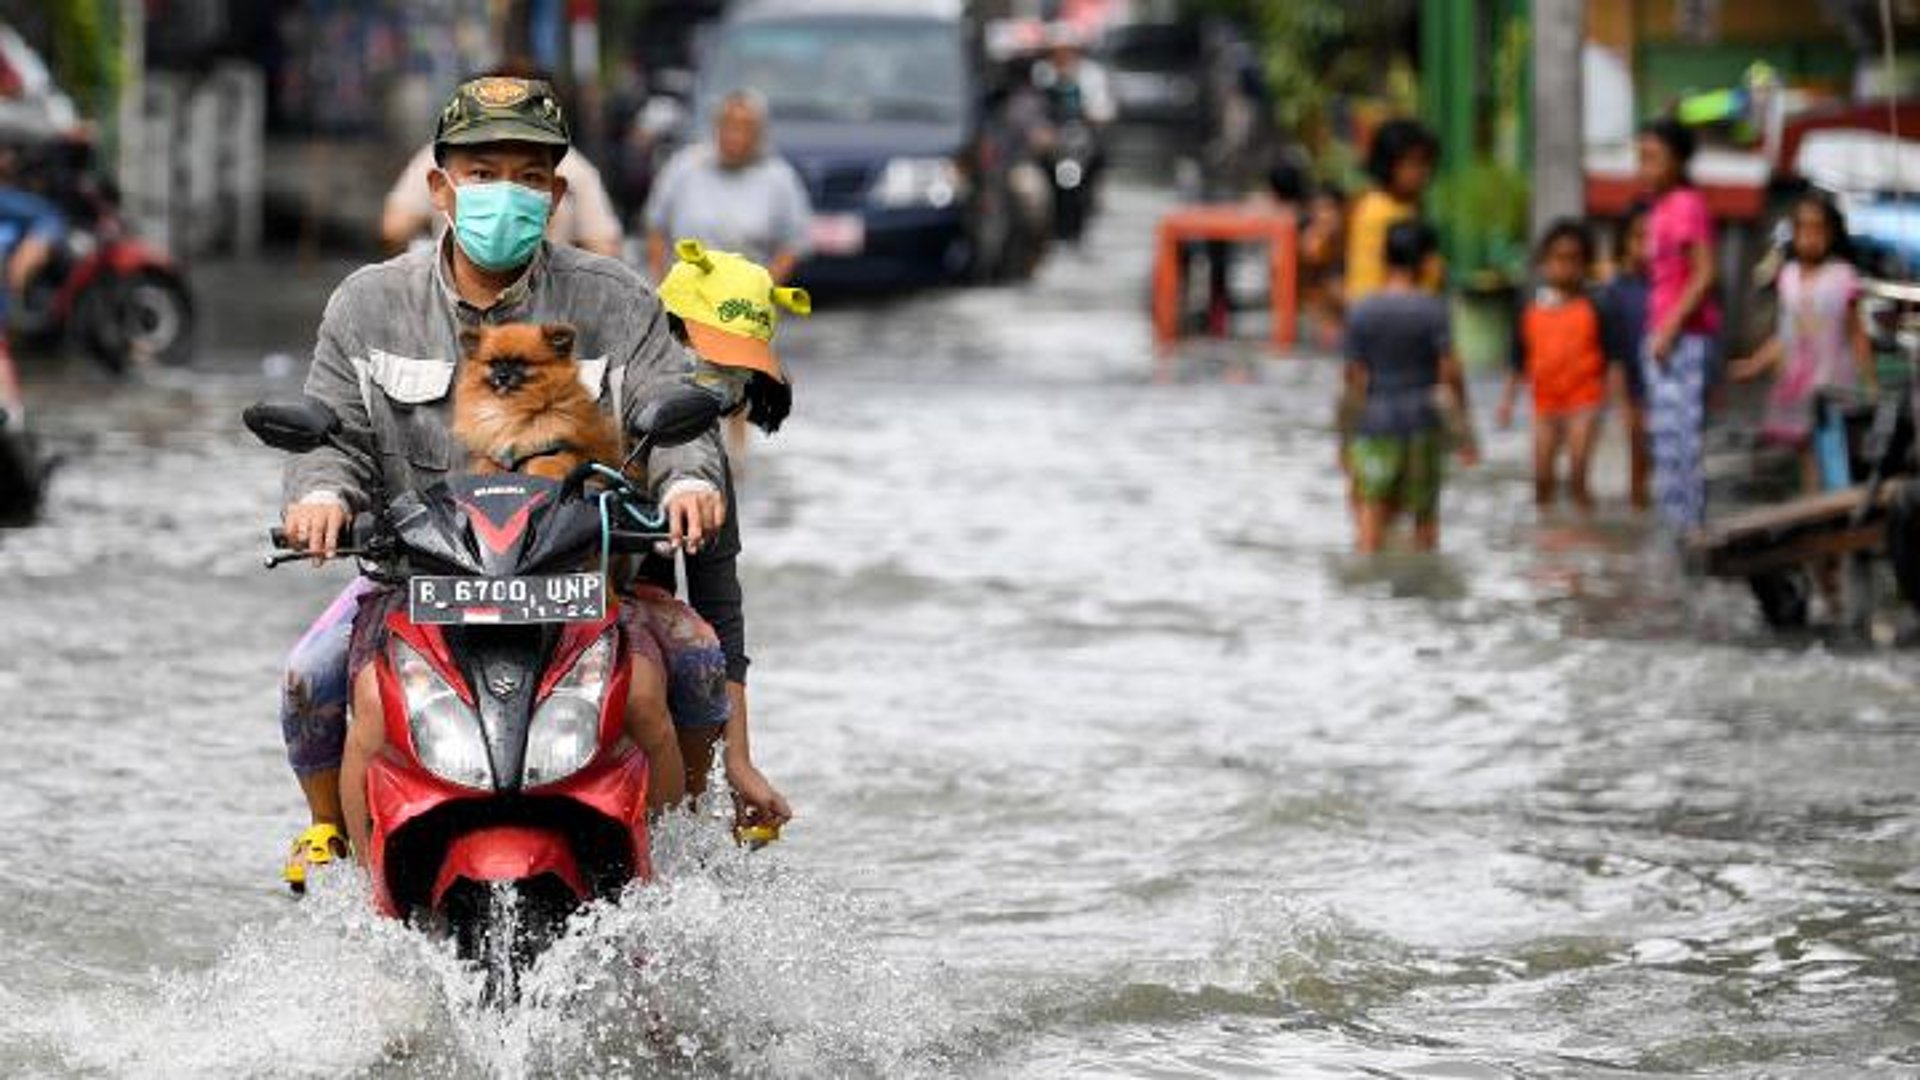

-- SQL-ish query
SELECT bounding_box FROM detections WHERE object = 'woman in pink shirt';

[1639,119,1719,528]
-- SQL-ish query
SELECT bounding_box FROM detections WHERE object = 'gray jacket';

[284,240,723,511]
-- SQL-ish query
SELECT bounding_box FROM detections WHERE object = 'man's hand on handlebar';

[283,500,351,563]
[664,485,726,554]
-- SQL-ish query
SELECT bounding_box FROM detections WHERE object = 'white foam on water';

[3,873,449,1078]
[3,815,962,1079]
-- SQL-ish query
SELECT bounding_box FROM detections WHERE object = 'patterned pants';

[1642,333,1714,530]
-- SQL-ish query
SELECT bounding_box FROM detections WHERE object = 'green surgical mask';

[445,175,550,270]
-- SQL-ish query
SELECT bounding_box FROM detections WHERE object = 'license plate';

[810,214,866,256]
[408,573,606,625]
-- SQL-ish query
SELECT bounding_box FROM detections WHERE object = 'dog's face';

[459,323,577,397]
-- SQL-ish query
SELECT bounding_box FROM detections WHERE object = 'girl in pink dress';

[1731,194,1875,488]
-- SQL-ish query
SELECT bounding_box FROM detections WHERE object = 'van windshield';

[703,18,968,126]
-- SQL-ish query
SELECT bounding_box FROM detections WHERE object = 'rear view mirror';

[244,396,342,454]
[632,387,723,449]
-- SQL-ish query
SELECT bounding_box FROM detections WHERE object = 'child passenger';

[1730,193,1874,488]
[1498,220,1609,511]
[1341,219,1479,553]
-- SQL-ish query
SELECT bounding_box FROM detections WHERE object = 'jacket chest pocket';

[576,355,608,401]
[364,349,457,471]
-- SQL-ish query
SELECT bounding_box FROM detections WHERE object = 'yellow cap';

[657,239,810,382]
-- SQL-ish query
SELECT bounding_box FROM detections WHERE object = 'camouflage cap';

[433,76,571,155]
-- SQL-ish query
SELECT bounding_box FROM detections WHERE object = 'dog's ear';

[543,323,576,358]
[458,324,484,358]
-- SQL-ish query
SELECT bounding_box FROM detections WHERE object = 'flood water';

[2,184,1918,1077]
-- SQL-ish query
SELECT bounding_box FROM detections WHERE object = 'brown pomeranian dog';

[452,322,621,482]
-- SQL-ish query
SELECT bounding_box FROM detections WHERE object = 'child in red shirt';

[1498,219,1608,510]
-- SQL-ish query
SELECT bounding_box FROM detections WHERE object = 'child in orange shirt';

[1498,219,1608,510]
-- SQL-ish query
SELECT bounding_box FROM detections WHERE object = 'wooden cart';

[1687,485,1899,629]
[1688,278,1920,631]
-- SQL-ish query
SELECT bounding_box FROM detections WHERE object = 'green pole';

[1420,0,1482,277]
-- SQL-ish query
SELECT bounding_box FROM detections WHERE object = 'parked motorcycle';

[14,135,194,373]
[245,388,721,993]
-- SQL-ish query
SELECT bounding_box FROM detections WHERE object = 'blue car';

[695,0,995,288]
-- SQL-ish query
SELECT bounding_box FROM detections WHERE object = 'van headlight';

[871,157,965,209]
[393,639,491,789]
[525,631,615,788]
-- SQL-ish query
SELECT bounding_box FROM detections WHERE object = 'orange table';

[1151,205,1298,353]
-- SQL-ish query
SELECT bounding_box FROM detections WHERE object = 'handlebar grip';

[269,512,378,559]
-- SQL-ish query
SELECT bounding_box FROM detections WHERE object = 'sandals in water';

[734,821,783,850]
[283,823,348,895]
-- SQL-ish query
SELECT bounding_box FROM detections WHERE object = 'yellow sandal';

[283,823,348,894]
[734,822,782,850]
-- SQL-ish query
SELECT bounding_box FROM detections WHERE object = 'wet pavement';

[2,183,1919,1077]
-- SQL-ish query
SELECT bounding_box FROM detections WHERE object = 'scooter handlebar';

[265,513,382,567]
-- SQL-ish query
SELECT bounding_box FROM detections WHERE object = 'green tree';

[1181,0,1416,150]
[48,0,120,121]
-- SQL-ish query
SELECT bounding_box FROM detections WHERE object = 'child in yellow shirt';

[1346,119,1443,302]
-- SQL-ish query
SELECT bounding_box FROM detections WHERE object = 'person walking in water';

[1498,220,1609,513]
[1638,119,1719,529]
[1340,220,1479,553]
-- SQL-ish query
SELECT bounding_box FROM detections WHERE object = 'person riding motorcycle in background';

[0,146,63,392]
[278,75,786,889]
[0,149,62,522]
[1028,29,1113,242]
[1030,28,1115,133]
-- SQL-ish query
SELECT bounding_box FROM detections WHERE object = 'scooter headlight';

[393,639,491,790]
[525,631,615,788]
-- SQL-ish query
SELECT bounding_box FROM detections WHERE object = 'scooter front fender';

[362,746,653,917]
[430,824,588,908]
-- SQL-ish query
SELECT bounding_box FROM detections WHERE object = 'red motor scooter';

[15,133,194,372]
[245,390,720,987]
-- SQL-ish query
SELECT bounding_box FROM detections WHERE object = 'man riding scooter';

[277,76,786,887]
[0,159,63,523]
[1029,26,1114,242]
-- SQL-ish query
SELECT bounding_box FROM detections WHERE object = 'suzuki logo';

[487,670,522,696]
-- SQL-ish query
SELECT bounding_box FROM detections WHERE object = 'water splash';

[2,816,961,1079]
[3,873,449,1078]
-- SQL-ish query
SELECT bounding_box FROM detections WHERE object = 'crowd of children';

[1330,115,1879,555]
